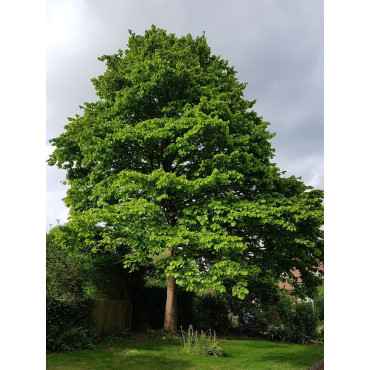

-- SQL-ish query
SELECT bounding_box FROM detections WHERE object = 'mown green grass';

[47,338,323,369]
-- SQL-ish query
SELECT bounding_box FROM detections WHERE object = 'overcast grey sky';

[46,0,323,230]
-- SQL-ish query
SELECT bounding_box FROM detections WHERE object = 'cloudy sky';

[46,0,323,230]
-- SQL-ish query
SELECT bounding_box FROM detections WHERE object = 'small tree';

[48,26,323,332]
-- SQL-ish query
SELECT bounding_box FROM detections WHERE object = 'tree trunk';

[163,275,177,332]
[163,246,177,332]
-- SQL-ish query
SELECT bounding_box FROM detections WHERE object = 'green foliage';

[53,328,95,352]
[293,302,318,338]
[47,226,139,301]
[46,298,94,352]
[315,297,324,322]
[46,227,91,301]
[221,276,322,343]
[48,25,324,305]
[266,300,319,344]
[225,274,284,318]
[314,285,324,321]
[46,229,147,351]
[181,325,223,357]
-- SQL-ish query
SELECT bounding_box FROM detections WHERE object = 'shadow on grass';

[47,340,194,370]
[119,339,181,351]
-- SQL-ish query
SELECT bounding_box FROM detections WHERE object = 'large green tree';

[48,26,323,332]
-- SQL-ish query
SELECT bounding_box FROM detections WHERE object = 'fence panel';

[91,299,132,335]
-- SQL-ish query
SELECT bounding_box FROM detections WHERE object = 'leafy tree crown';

[48,26,323,299]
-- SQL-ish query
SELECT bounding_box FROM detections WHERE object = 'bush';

[267,326,288,342]
[315,297,324,321]
[181,325,223,357]
[53,327,95,352]
[293,302,318,339]
[46,229,89,301]
[46,298,94,352]
[266,301,319,344]
[240,308,269,333]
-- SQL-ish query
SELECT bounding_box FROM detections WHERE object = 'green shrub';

[240,308,269,333]
[267,326,288,342]
[266,301,319,344]
[46,229,89,301]
[46,298,94,352]
[180,325,223,357]
[54,327,95,352]
[293,302,318,338]
[315,297,324,321]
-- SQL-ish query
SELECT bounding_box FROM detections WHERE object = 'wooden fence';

[90,299,132,336]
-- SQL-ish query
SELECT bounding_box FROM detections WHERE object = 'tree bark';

[163,275,177,332]
[163,246,177,332]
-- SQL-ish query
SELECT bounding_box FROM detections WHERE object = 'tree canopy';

[48,26,323,330]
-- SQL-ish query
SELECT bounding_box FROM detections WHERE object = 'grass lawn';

[46,337,323,369]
